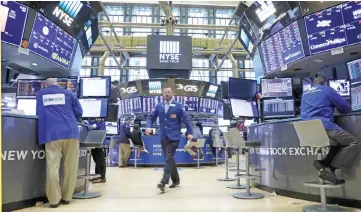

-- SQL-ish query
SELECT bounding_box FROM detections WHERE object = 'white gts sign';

[120,86,137,94]
[159,41,181,64]
[176,84,198,92]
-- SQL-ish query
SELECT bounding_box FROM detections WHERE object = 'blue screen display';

[347,58,361,84]
[260,22,305,74]
[261,78,293,98]
[305,2,361,55]
[1,1,28,46]
[229,78,257,99]
[199,98,218,114]
[118,97,142,115]
[351,84,361,111]
[142,96,164,112]
[28,13,77,69]
[173,96,199,112]
[262,99,295,118]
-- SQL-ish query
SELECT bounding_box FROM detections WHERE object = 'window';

[245,71,256,80]
[217,71,233,84]
[244,60,253,69]
[192,58,208,68]
[190,70,209,81]
[105,57,121,67]
[128,69,149,81]
[101,27,123,36]
[103,6,124,36]
[129,57,146,67]
[81,56,92,66]
[104,68,121,82]
[79,68,91,77]
[215,9,236,39]
[188,8,208,38]
[218,59,233,69]
[131,6,152,36]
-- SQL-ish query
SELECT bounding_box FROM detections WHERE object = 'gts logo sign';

[176,84,198,92]
[120,87,137,94]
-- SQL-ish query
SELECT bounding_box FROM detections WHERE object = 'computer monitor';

[79,77,111,97]
[105,122,118,135]
[17,99,37,116]
[261,78,293,98]
[262,99,295,118]
[105,104,118,122]
[221,81,229,99]
[228,78,257,99]
[347,58,361,85]
[79,98,109,118]
[223,102,233,120]
[218,118,230,126]
[301,78,312,93]
[230,98,259,118]
[351,84,361,111]
[329,79,350,97]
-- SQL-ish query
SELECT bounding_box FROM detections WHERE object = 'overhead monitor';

[1,1,28,46]
[142,96,164,113]
[228,78,257,99]
[80,77,111,97]
[329,79,350,97]
[205,84,219,98]
[261,78,293,98]
[262,98,295,118]
[118,97,142,116]
[230,99,259,118]
[238,28,255,58]
[347,58,361,85]
[79,98,108,118]
[351,84,361,111]
[173,96,199,112]
[301,78,312,93]
[199,98,218,114]
[17,99,37,116]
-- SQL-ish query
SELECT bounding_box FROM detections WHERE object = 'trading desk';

[247,113,361,208]
[2,114,88,211]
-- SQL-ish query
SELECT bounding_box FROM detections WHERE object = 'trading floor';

[15,165,354,212]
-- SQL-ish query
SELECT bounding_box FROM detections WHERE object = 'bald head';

[45,78,58,87]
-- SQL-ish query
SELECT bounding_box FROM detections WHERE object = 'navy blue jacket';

[88,120,106,130]
[301,85,351,130]
[147,100,193,141]
[119,123,131,144]
[36,85,83,144]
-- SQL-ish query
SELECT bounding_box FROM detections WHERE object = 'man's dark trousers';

[161,139,180,184]
[91,148,106,179]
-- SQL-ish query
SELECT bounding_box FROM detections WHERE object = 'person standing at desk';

[36,78,83,208]
[145,86,193,192]
[118,117,132,167]
[184,123,204,159]
[301,76,361,184]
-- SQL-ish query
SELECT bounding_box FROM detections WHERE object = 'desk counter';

[248,113,361,208]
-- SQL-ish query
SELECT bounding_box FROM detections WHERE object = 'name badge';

[170,114,177,118]
[170,104,175,107]
[43,94,65,106]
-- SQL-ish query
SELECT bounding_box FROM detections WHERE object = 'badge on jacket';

[170,114,177,118]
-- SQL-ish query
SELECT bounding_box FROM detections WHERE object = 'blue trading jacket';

[147,100,193,141]
[88,120,106,130]
[36,85,83,144]
[301,85,351,130]
[118,123,131,144]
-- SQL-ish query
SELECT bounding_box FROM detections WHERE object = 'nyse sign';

[53,6,74,27]
[120,86,138,94]
[176,84,198,92]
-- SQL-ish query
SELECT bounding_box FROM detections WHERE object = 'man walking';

[118,117,132,167]
[36,78,83,208]
[145,86,193,192]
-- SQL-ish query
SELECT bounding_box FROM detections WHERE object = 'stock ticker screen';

[261,78,293,98]
[351,84,361,111]
[262,98,295,118]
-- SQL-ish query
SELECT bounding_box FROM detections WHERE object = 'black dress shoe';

[319,167,345,184]
[157,183,165,192]
[313,160,326,171]
[169,183,179,188]
[60,200,70,205]
[50,202,60,208]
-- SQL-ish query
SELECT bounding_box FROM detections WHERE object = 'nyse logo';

[53,1,83,27]
[176,84,198,92]
[316,20,331,28]
[159,41,181,64]
[120,86,137,94]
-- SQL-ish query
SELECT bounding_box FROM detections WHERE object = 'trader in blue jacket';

[145,86,193,192]
[118,117,132,167]
[36,78,83,208]
[301,76,361,184]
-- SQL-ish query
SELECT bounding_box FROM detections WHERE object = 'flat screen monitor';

[80,77,111,97]
[329,79,350,97]
[218,118,230,126]
[351,84,361,111]
[205,84,219,98]
[223,103,233,120]
[347,58,361,85]
[106,104,118,122]
[228,78,257,99]
[79,98,108,118]
[302,78,312,93]
[106,125,118,135]
[221,81,229,99]
[17,99,36,116]
[261,78,293,98]
[230,99,259,118]
[199,98,218,114]
[262,99,295,118]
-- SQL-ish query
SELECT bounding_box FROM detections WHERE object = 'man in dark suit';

[146,86,193,192]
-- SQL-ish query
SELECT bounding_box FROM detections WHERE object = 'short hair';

[313,76,328,86]
[45,78,58,86]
